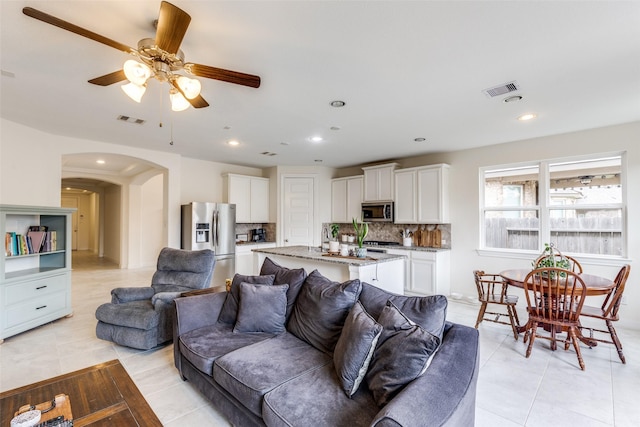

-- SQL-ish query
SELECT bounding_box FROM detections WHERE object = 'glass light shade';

[170,90,190,111]
[123,59,151,86]
[176,76,201,99]
[121,82,146,103]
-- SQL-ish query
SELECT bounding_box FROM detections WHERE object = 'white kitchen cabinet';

[386,248,450,297]
[331,176,363,223]
[362,163,398,202]
[235,242,276,275]
[393,169,417,223]
[0,205,74,342]
[223,174,270,223]
[394,164,450,223]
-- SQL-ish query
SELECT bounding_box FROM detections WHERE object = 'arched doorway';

[61,153,167,269]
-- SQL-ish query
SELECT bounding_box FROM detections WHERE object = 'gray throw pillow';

[287,269,362,353]
[334,301,382,397]
[218,273,275,324]
[233,282,289,334]
[365,300,442,407]
[260,257,307,319]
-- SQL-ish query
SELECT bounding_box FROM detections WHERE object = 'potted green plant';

[533,243,570,277]
[352,217,369,258]
[328,223,340,253]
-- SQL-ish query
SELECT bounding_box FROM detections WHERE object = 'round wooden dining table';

[499,269,615,348]
[500,269,615,296]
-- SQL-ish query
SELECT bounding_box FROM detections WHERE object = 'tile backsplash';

[235,223,276,242]
[324,222,451,249]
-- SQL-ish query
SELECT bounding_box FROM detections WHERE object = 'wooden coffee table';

[0,359,161,426]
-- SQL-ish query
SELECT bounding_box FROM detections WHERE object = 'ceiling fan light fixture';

[170,89,190,111]
[121,82,146,103]
[176,75,201,99]
[123,59,151,86]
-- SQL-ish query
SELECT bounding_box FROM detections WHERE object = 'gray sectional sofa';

[173,258,479,426]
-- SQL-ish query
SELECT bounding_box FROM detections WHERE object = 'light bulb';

[123,60,151,86]
[176,76,202,99]
[170,90,190,111]
[121,82,146,103]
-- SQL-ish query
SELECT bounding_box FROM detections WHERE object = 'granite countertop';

[251,245,407,266]
[236,241,276,246]
[365,244,451,253]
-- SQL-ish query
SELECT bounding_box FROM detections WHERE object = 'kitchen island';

[251,245,407,294]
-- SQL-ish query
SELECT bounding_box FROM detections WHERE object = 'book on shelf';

[26,230,46,253]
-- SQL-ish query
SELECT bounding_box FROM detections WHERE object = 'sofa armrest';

[370,323,479,427]
[111,287,155,303]
[174,291,227,337]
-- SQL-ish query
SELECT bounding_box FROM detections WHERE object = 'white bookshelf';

[0,205,75,342]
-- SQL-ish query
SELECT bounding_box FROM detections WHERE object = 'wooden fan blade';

[22,7,135,54]
[155,1,191,55]
[186,63,261,88]
[170,79,209,109]
[88,70,126,86]
[187,94,210,109]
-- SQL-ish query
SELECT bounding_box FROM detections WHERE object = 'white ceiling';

[2,1,640,171]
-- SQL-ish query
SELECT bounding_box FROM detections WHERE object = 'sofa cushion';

[334,301,382,397]
[366,301,442,407]
[287,270,362,353]
[359,281,448,341]
[217,273,275,325]
[233,283,289,334]
[179,322,274,375]
[262,363,379,427]
[259,257,307,319]
[213,332,332,417]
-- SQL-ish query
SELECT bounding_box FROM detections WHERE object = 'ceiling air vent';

[261,152,277,156]
[482,81,520,98]
[117,115,145,125]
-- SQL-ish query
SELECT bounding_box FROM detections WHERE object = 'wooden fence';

[485,217,623,256]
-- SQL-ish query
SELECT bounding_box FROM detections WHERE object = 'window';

[481,154,624,257]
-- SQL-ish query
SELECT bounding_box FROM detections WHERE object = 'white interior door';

[61,197,78,250]
[282,176,315,246]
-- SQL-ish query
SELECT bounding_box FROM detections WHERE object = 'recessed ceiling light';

[310,136,323,143]
[96,159,106,164]
[227,140,240,146]
[504,95,523,103]
[517,113,537,121]
[414,137,426,142]
[330,100,346,107]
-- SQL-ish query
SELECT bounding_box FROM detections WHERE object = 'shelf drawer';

[5,274,68,305]
[4,291,69,329]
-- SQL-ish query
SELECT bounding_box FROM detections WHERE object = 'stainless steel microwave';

[361,202,394,222]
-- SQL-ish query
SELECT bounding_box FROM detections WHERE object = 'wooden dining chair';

[579,264,631,364]
[473,270,520,340]
[533,253,583,273]
[523,267,588,370]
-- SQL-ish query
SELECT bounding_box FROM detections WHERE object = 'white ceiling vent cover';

[482,81,520,98]
[117,115,145,125]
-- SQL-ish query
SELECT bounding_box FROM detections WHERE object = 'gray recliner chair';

[95,247,215,350]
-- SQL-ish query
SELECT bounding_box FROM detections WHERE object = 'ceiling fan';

[22,1,261,111]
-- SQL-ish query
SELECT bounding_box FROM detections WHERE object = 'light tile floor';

[1,251,638,426]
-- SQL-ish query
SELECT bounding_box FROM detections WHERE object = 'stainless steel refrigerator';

[181,202,236,288]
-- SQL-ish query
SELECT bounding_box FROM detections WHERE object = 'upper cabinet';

[362,163,398,202]
[394,164,450,224]
[223,174,270,223]
[331,176,363,223]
